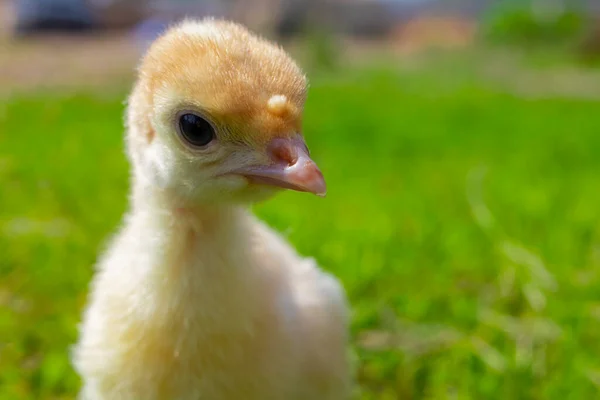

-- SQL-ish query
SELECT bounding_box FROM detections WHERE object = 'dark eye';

[178,113,215,147]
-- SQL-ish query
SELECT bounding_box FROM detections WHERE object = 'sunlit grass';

[1,57,600,399]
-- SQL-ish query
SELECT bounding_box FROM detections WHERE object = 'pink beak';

[235,137,327,197]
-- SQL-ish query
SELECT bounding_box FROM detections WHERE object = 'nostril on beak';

[242,136,326,196]
[268,138,298,166]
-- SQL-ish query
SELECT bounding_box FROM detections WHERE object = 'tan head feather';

[132,18,308,147]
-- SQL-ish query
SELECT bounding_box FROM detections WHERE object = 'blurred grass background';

[3,0,600,399]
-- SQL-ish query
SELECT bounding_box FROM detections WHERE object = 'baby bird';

[72,19,351,400]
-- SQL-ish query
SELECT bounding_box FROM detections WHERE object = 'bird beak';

[234,137,327,197]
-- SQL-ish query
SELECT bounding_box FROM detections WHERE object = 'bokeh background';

[2,0,600,399]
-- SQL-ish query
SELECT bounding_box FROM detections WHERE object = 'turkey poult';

[72,19,351,400]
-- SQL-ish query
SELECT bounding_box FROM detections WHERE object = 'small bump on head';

[267,95,291,117]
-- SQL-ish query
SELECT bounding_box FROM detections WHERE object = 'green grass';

[1,53,600,399]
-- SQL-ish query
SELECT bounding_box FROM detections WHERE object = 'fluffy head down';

[126,19,317,205]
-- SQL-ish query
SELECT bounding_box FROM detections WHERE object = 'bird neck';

[119,178,269,337]
[130,178,247,223]
[126,178,260,302]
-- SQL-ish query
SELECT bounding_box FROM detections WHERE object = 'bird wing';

[251,217,349,324]
[251,217,351,398]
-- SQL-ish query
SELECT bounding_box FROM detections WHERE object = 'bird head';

[126,19,326,206]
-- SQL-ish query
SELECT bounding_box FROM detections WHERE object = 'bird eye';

[178,113,215,147]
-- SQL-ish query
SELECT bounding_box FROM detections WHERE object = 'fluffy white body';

[74,202,349,399]
[72,19,351,400]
